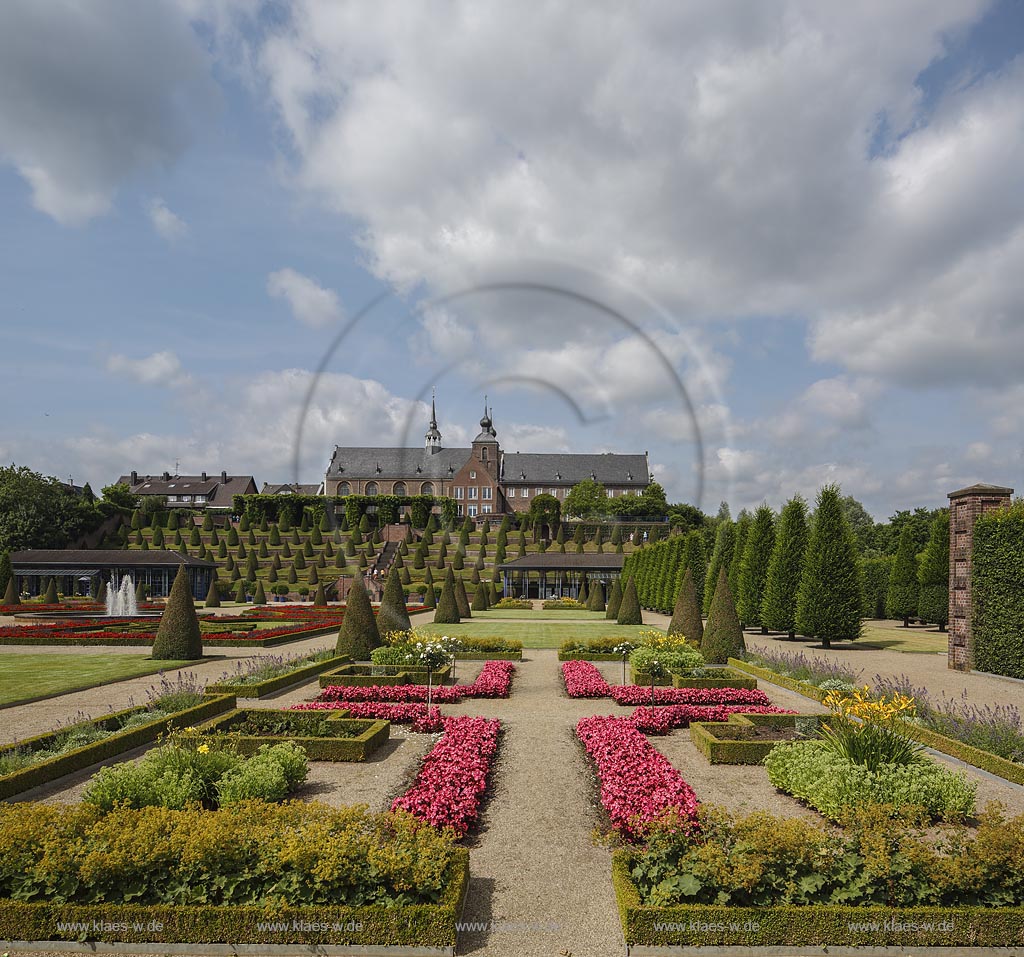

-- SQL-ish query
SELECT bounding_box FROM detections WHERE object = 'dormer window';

[470,470,476,479]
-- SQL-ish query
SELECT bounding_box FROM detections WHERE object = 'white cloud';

[267,268,344,327]
[147,197,188,240]
[0,1,214,225]
[106,350,191,388]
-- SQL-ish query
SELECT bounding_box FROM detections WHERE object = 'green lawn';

[858,621,948,654]
[468,609,609,620]
[416,619,659,648]
[0,654,197,708]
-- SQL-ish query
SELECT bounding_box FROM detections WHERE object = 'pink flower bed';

[316,660,515,703]
[391,716,501,836]
[562,660,613,697]
[610,685,772,707]
[576,715,700,839]
[630,704,795,734]
[291,700,445,732]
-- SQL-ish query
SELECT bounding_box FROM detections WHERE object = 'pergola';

[498,553,625,600]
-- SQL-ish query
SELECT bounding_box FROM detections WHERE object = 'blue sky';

[2,0,1023,520]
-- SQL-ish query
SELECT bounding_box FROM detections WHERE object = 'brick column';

[947,483,1013,671]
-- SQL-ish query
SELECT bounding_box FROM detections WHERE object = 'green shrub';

[701,567,744,663]
[860,555,892,619]
[972,501,1024,678]
[335,572,381,659]
[605,578,622,620]
[761,495,809,636]
[433,568,460,624]
[630,645,704,676]
[667,566,702,644]
[764,741,976,822]
[454,575,472,618]
[617,576,642,625]
[151,565,203,660]
[887,525,920,625]
[377,565,411,634]
[917,510,949,628]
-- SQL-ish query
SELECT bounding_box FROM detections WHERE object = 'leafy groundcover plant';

[0,802,457,907]
[628,802,1024,908]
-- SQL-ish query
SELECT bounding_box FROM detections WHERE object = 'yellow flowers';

[639,630,693,652]
[196,744,210,754]
[822,685,917,726]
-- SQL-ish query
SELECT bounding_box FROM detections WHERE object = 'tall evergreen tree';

[917,510,950,631]
[702,567,744,663]
[703,520,735,614]
[667,566,703,645]
[471,580,490,610]
[433,567,461,624]
[887,524,921,626]
[797,485,863,648]
[727,510,752,602]
[335,572,381,658]
[762,495,810,638]
[3,576,20,606]
[605,577,623,620]
[616,576,643,625]
[377,564,412,635]
[204,578,220,608]
[0,552,11,596]
[152,565,203,659]
[587,580,606,612]
[455,575,472,618]
[738,504,776,631]
[682,531,707,611]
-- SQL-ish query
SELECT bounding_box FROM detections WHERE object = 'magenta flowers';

[316,660,515,703]
[576,715,699,839]
[561,660,613,697]
[630,703,794,734]
[292,700,444,732]
[391,716,501,836]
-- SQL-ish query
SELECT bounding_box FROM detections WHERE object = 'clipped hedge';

[198,710,390,761]
[690,713,820,764]
[0,623,340,648]
[727,657,829,701]
[207,654,350,698]
[972,502,1024,678]
[319,664,452,688]
[0,694,236,800]
[670,668,758,690]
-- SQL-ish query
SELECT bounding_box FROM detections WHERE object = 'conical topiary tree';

[488,580,499,605]
[701,567,744,663]
[336,572,381,659]
[313,582,328,607]
[205,578,221,608]
[605,578,622,620]
[727,510,751,601]
[917,510,949,631]
[471,580,490,610]
[587,580,605,612]
[152,564,203,659]
[578,580,589,606]
[738,504,775,631]
[3,576,20,606]
[682,532,706,610]
[43,577,59,604]
[455,575,472,618]
[377,564,412,635]
[433,567,461,624]
[616,576,642,625]
[423,582,437,608]
[234,579,246,603]
[667,566,703,645]
[887,524,920,627]
[704,520,735,614]
[0,552,11,597]
[762,495,810,638]
[797,484,863,649]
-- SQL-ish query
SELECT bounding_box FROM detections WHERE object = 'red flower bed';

[561,660,612,697]
[576,715,700,839]
[292,701,444,732]
[316,661,516,703]
[391,716,501,836]
[630,704,795,734]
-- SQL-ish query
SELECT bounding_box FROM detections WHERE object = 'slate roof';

[500,452,649,486]
[261,482,324,495]
[326,447,472,481]
[499,553,626,571]
[116,473,257,505]
[12,550,216,568]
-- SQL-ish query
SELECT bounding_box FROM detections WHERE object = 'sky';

[1,0,1023,520]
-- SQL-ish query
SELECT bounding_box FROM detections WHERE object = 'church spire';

[425,389,443,453]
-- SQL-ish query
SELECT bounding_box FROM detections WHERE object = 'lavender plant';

[742,646,862,687]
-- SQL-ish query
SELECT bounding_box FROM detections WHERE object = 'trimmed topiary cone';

[605,578,622,620]
[668,566,703,645]
[253,580,267,605]
[3,577,20,606]
[471,580,490,611]
[616,576,643,625]
[424,583,437,608]
[455,574,472,618]
[433,567,460,624]
[702,566,745,663]
[43,577,59,604]
[313,582,328,606]
[234,579,246,603]
[377,564,412,635]
[152,564,203,660]
[205,578,221,608]
[335,571,381,659]
[578,580,589,606]
[587,581,605,612]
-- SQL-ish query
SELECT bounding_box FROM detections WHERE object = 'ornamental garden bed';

[318,663,453,688]
[629,667,759,689]
[0,622,340,648]
[0,693,236,800]
[690,712,822,764]
[196,709,390,761]
[207,652,350,698]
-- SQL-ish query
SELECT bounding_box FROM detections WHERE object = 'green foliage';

[454,575,472,619]
[972,501,1024,678]
[377,565,411,634]
[761,495,809,635]
[886,524,921,623]
[703,520,735,615]
[471,580,490,611]
[764,741,976,822]
[587,580,606,612]
[42,577,58,604]
[617,576,643,625]
[605,577,623,620]
[860,556,893,619]
[727,510,751,600]
[796,485,863,648]
[630,645,704,676]
[702,567,744,662]
[335,572,381,659]
[252,580,267,605]
[204,578,220,608]
[917,510,949,627]
[668,566,703,644]
[563,479,608,518]
[528,492,561,530]
[737,504,775,627]
[433,568,461,625]
[4,576,20,606]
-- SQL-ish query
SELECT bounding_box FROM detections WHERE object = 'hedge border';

[612,849,1024,949]
[690,713,822,764]
[557,651,622,661]
[207,655,350,698]
[0,694,236,800]
[319,664,452,689]
[0,849,469,950]
[454,651,522,661]
[0,625,339,649]
[197,710,390,761]
[727,657,1024,786]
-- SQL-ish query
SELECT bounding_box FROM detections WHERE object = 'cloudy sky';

[2,0,1023,519]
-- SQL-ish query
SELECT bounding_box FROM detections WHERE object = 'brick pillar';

[947,483,1013,671]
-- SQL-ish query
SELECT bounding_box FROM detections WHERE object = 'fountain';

[106,573,139,617]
